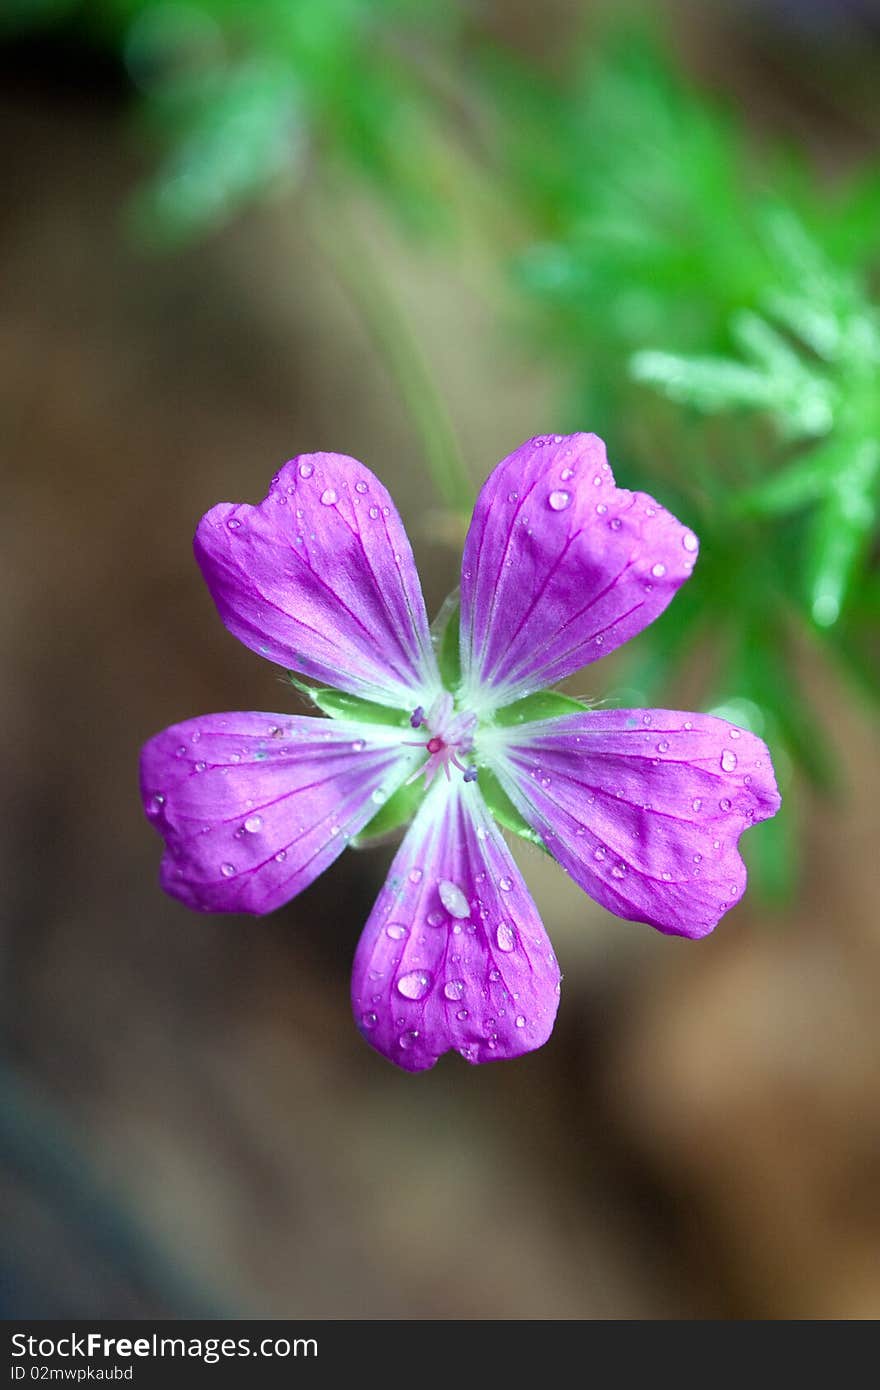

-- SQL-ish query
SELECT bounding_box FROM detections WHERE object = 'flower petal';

[482,710,781,939]
[195,453,442,709]
[140,712,423,915]
[459,433,700,709]
[351,779,561,1072]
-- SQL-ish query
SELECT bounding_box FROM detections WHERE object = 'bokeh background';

[2,0,879,1320]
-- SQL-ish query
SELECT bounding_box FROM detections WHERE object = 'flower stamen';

[406,692,477,787]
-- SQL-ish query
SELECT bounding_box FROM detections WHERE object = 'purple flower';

[140,433,780,1071]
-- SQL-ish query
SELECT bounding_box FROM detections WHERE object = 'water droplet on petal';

[719,798,732,813]
[657,740,669,753]
[692,797,702,812]
[560,467,574,481]
[682,531,698,552]
[408,868,423,885]
[220,863,235,878]
[548,490,571,511]
[651,562,667,578]
[355,480,368,494]
[496,922,516,952]
[320,488,337,506]
[398,1030,419,1050]
[243,814,263,833]
[456,1008,469,1021]
[444,979,465,1001]
[515,1015,526,1029]
[438,880,470,919]
[386,923,408,941]
[426,910,445,927]
[397,970,432,1000]
[730,728,741,740]
[593,847,606,862]
[498,876,513,893]
[610,517,622,530]
[721,749,738,772]
[147,794,165,816]
[361,1012,377,1030]
[595,502,607,515]
[298,460,313,479]
[226,517,241,531]
[193,761,206,773]
[275,850,287,863]
[611,862,627,879]
[352,739,365,752]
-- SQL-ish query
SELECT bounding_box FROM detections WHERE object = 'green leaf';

[287,675,411,727]
[477,769,547,852]
[806,439,880,628]
[351,779,425,847]
[493,690,588,726]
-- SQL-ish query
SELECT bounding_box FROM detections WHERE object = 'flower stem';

[307,181,473,514]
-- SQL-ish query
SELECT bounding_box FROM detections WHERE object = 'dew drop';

[719,798,732,813]
[515,1015,526,1029]
[593,847,606,862]
[444,979,465,1001]
[320,488,337,506]
[426,910,445,927]
[226,517,241,531]
[456,1009,469,1021]
[355,480,368,494]
[611,862,627,879]
[361,1012,377,1030]
[610,517,622,530]
[397,970,432,1000]
[438,880,470,919]
[496,922,516,952]
[243,814,263,833]
[507,490,518,502]
[682,531,698,552]
[298,461,313,479]
[730,728,741,740]
[386,924,408,941]
[692,797,702,812]
[408,868,423,885]
[498,876,513,893]
[194,761,206,773]
[371,787,387,804]
[657,739,669,753]
[274,850,287,863]
[720,749,738,772]
[560,467,574,481]
[352,739,365,752]
[651,562,667,578]
[398,1030,419,1050]
[368,506,379,520]
[595,502,607,515]
[220,863,235,878]
[548,489,571,512]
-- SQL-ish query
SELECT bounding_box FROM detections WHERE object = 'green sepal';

[432,593,462,691]
[287,674,411,727]
[493,690,588,726]
[351,779,426,848]
[477,768,548,854]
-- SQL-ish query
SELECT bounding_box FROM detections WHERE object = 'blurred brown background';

[2,1,879,1320]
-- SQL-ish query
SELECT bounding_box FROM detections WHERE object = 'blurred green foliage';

[6,1,879,897]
